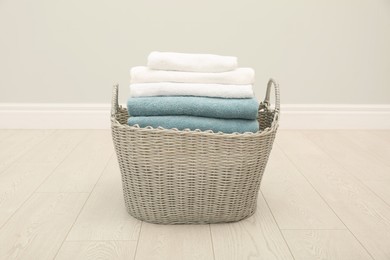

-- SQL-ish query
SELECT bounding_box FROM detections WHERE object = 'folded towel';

[130,66,255,85]
[130,83,254,99]
[128,116,259,133]
[127,96,259,120]
[147,51,237,72]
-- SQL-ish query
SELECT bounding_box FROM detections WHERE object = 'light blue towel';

[127,96,259,120]
[128,116,259,133]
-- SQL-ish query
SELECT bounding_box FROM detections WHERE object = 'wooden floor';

[0,129,389,260]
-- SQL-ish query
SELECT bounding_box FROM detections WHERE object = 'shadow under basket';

[111,79,280,224]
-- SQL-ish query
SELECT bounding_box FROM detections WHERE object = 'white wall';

[1,0,390,106]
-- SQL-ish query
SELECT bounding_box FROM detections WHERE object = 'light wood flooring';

[0,129,389,260]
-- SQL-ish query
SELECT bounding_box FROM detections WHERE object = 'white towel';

[130,82,254,98]
[147,51,238,72]
[130,66,255,85]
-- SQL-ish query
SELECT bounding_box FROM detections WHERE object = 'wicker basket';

[111,79,280,224]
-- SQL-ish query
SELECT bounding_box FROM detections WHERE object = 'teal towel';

[128,116,259,133]
[127,96,259,120]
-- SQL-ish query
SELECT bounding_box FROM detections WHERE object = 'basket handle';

[263,78,280,123]
[111,84,119,118]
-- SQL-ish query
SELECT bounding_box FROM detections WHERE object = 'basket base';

[125,204,258,225]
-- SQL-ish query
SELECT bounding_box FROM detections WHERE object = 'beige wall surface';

[1,0,389,104]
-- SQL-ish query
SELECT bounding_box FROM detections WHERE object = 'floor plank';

[66,155,141,241]
[338,130,390,167]
[0,192,88,260]
[135,223,214,260]
[261,145,345,230]
[0,129,54,173]
[364,180,390,206]
[283,230,372,260]
[0,129,14,141]
[38,130,113,192]
[304,130,390,207]
[55,241,137,260]
[277,131,390,260]
[0,130,87,227]
[211,194,293,260]
[304,130,390,181]
[371,130,390,142]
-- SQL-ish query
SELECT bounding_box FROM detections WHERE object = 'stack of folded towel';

[127,52,259,133]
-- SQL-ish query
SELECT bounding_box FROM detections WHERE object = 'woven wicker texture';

[111,79,280,224]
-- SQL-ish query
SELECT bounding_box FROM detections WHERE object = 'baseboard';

[280,104,390,129]
[0,103,111,129]
[0,103,389,129]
